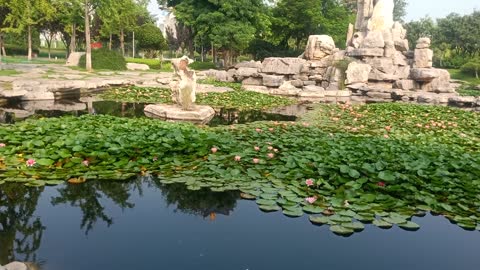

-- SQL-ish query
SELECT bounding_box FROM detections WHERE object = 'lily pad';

[259,204,281,212]
[398,221,421,231]
[342,222,365,232]
[309,215,330,225]
[330,225,354,236]
[373,219,393,229]
[282,208,304,218]
[303,205,324,214]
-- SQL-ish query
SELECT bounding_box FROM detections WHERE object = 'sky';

[147,0,480,24]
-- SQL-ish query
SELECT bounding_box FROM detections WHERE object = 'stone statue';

[355,0,394,32]
[170,56,196,111]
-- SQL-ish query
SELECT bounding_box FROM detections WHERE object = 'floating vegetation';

[0,103,480,235]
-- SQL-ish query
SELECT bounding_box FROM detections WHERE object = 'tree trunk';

[223,49,233,68]
[70,23,77,54]
[27,25,32,61]
[109,33,112,50]
[476,69,479,79]
[85,0,92,72]
[120,28,125,56]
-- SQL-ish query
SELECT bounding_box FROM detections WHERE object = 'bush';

[246,39,302,61]
[461,59,480,79]
[125,57,172,72]
[189,61,216,71]
[79,49,126,70]
[4,44,40,56]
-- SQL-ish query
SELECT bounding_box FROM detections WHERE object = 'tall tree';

[1,0,55,60]
[393,0,407,22]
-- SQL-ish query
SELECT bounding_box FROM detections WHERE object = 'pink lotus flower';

[384,134,389,138]
[211,147,218,153]
[254,146,260,151]
[305,179,314,186]
[234,155,241,161]
[82,160,89,166]
[385,126,392,131]
[0,143,5,147]
[377,182,386,187]
[269,128,274,132]
[253,158,260,164]
[267,153,274,159]
[26,159,36,167]
[255,128,262,132]
[267,146,273,150]
[305,197,317,204]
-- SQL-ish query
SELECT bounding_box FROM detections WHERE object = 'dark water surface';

[0,99,303,126]
[1,177,479,270]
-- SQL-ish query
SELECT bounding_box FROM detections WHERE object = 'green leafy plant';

[79,49,126,71]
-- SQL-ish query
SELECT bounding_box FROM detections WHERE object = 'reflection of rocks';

[21,100,86,112]
[144,104,215,124]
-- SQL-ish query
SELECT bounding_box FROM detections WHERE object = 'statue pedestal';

[144,104,215,124]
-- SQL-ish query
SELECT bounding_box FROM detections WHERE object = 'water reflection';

[0,184,45,265]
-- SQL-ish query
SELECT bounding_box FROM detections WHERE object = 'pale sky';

[147,0,480,24]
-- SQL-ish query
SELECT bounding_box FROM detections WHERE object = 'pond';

[1,176,479,270]
[0,98,306,126]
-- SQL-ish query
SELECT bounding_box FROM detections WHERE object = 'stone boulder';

[126,63,150,71]
[346,48,385,57]
[367,0,394,31]
[234,61,262,69]
[416,37,431,49]
[361,31,385,48]
[304,35,336,60]
[236,67,259,78]
[204,69,234,82]
[345,62,372,84]
[65,52,85,67]
[144,104,215,124]
[262,75,285,87]
[414,49,433,68]
[410,68,441,82]
[261,58,307,75]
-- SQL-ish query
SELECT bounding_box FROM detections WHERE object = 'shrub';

[189,61,216,71]
[4,44,40,56]
[79,49,126,70]
[461,59,480,79]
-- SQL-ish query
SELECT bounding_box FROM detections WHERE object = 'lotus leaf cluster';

[0,103,479,235]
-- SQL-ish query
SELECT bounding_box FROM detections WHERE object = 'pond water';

[0,98,306,126]
[1,177,479,270]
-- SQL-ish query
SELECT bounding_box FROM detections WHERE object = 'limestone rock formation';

[304,35,336,60]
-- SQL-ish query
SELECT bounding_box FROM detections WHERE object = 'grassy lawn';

[448,69,480,96]
[1,56,64,65]
[0,69,22,76]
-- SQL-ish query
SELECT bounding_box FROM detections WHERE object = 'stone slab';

[144,104,215,124]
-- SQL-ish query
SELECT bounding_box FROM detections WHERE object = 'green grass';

[1,56,64,65]
[0,69,22,76]
[448,69,480,85]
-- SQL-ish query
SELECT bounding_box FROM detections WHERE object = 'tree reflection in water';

[51,177,143,234]
[0,184,45,265]
[153,181,240,219]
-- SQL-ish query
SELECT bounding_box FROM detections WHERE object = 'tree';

[136,23,168,57]
[393,0,407,22]
[0,0,55,60]
[461,58,480,79]
[272,0,353,49]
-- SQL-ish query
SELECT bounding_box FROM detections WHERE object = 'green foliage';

[125,57,172,71]
[99,84,296,110]
[461,58,480,79]
[136,23,168,52]
[188,61,216,71]
[246,39,302,61]
[4,44,40,56]
[271,0,354,49]
[1,103,480,235]
[448,69,480,85]
[79,49,126,70]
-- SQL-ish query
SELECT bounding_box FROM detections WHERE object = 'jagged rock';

[309,58,333,68]
[351,32,365,48]
[367,91,392,99]
[293,74,309,81]
[204,70,233,82]
[261,58,307,75]
[367,0,394,31]
[361,31,385,48]
[303,81,316,86]
[347,48,385,57]
[384,41,396,57]
[346,23,355,47]
[309,75,324,81]
[272,81,302,96]
[290,80,304,88]
[394,79,416,90]
[304,35,336,60]
[242,77,263,86]
[236,67,259,78]
[394,66,411,80]
[449,96,477,107]
[345,62,371,84]
[126,63,150,71]
[416,37,431,49]
[369,69,398,81]
[410,68,441,82]
[243,85,270,94]
[303,85,326,92]
[364,57,395,74]
[392,22,409,51]
[347,83,367,90]
[65,52,85,67]
[393,51,408,66]
[414,49,433,68]
[367,81,393,91]
[235,61,262,69]
[262,74,285,87]
[427,69,454,93]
